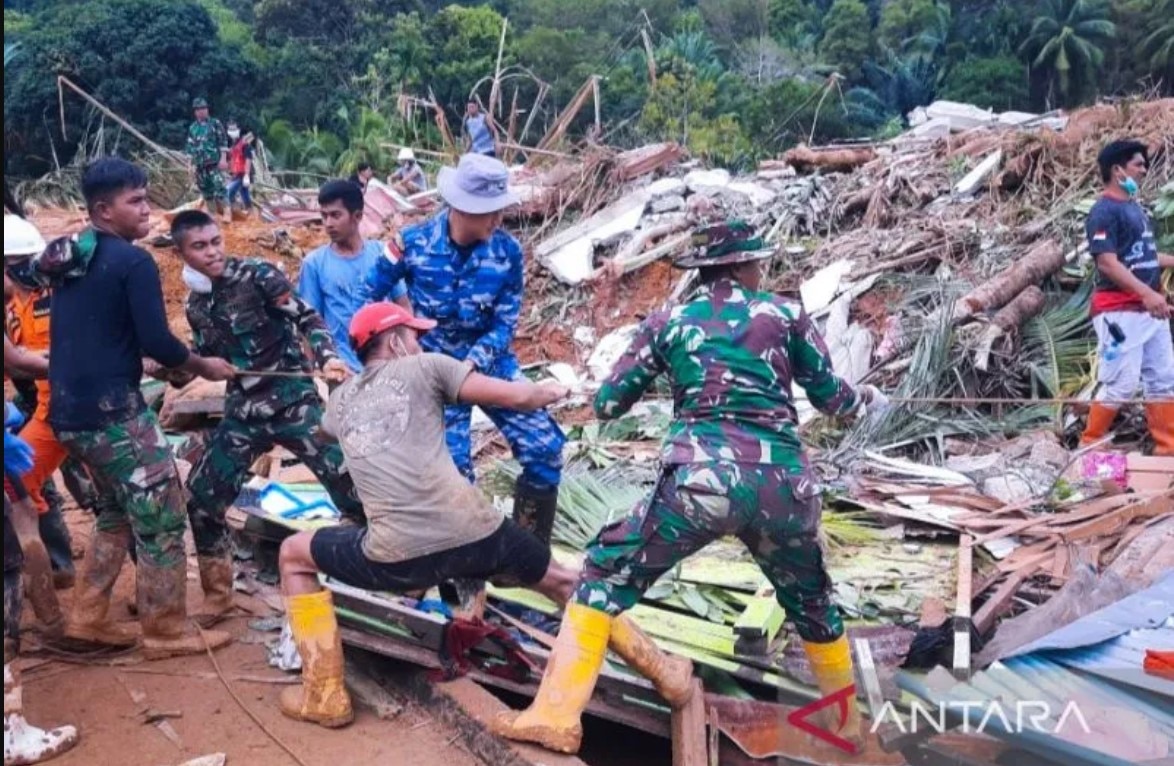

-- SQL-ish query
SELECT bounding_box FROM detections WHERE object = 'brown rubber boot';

[6,495,63,638]
[1080,403,1119,447]
[194,554,236,628]
[19,539,64,639]
[138,559,231,660]
[608,615,693,708]
[1145,401,1174,456]
[279,590,353,728]
[64,528,139,648]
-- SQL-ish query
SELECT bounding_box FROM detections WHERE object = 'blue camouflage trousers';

[574,461,844,643]
[443,353,565,490]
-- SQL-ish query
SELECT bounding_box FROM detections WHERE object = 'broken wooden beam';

[782,143,876,174]
[952,239,1064,323]
[671,679,707,766]
[733,584,784,656]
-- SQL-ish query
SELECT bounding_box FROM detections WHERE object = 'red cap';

[348,302,437,351]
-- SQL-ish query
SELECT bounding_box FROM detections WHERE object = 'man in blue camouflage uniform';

[361,153,565,542]
[170,210,360,625]
[185,97,231,223]
[495,222,892,756]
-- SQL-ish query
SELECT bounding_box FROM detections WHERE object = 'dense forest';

[4,0,1172,178]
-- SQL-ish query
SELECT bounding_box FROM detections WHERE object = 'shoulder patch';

[383,234,405,263]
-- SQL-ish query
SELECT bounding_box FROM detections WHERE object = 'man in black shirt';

[41,158,238,658]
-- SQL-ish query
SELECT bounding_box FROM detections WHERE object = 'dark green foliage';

[941,56,1030,111]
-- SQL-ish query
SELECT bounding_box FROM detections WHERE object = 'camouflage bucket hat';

[673,220,775,269]
[192,97,209,109]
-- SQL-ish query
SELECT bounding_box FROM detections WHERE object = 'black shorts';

[309,519,551,593]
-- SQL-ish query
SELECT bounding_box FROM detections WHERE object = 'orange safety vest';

[7,288,52,422]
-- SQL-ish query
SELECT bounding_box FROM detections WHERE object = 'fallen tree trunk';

[973,285,1047,371]
[783,144,876,174]
[953,239,1063,323]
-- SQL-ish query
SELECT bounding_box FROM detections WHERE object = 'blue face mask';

[1120,175,1139,198]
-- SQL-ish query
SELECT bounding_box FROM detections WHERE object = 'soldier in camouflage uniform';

[495,221,892,755]
[172,210,359,624]
[185,97,231,223]
[362,153,565,543]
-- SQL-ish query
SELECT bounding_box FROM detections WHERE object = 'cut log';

[953,239,1064,323]
[973,285,1047,371]
[782,144,876,174]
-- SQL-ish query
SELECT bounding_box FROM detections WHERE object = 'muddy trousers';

[575,461,844,644]
[4,499,23,646]
[56,409,188,569]
[186,401,363,557]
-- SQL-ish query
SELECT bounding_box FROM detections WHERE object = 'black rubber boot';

[512,479,558,545]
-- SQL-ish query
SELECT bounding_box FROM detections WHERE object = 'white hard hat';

[4,215,47,260]
[397,147,416,162]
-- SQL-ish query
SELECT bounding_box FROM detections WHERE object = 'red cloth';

[431,616,538,683]
[1090,289,1145,316]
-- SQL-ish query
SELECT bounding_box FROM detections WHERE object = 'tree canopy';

[3,0,1168,177]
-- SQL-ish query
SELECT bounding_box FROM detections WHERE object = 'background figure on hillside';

[185,97,231,224]
[226,122,256,214]
[361,153,565,547]
[297,180,409,372]
[347,163,374,194]
[389,148,427,195]
[463,100,497,158]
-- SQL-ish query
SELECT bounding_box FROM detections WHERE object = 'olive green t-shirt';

[323,353,503,562]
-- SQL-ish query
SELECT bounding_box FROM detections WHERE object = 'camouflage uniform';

[56,408,188,568]
[185,258,362,555]
[362,211,565,489]
[185,117,229,205]
[576,275,861,644]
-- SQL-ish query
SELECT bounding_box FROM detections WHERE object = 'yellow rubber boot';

[491,603,611,754]
[279,590,353,728]
[1080,403,1119,447]
[803,635,863,750]
[1145,401,1174,456]
[608,615,693,708]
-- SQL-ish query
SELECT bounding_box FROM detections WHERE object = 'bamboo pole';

[488,17,509,118]
[57,76,188,168]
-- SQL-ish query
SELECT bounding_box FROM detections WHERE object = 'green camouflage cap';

[674,220,775,269]
[192,97,209,109]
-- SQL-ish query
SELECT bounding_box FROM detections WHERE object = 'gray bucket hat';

[437,153,519,214]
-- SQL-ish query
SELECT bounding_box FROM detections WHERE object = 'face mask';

[182,264,213,294]
[5,260,40,290]
[227,129,240,141]
[1120,175,1139,198]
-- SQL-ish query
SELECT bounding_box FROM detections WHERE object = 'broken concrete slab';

[647,177,687,198]
[684,168,731,194]
[536,189,650,284]
[649,194,685,214]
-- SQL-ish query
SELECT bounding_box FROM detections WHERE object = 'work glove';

[4,430,35,476]
[4,402,24,430]
[860,384,892,419]
[243,174,252,189]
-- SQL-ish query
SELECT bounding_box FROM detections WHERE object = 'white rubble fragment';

[588,324,639,381]
[647,177,687,198]
[800,259,854,313]
[953,149,1003,196]
[727,181,777,208]
[649,195,685,214]
[684,168,731,194]
[536,190,650,284]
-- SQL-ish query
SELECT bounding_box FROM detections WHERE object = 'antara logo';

[786,683,861,755]
[870,699,1092,737]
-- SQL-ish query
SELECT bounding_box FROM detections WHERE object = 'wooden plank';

[1059,493,1173,543]
[732,584,784,640]
[671,679,708,766]
[996,542,1056,573]
[953,535,973,680]
[973,559,1043,635]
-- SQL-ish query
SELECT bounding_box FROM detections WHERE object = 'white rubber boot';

[4,661,79,765]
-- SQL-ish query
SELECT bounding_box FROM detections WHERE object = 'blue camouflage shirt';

[361,210,523,377]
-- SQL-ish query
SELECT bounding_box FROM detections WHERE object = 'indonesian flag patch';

[383,233,404,263]
[1092,230,1109,242]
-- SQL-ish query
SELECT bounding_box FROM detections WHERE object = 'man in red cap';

[274,302,576,728]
